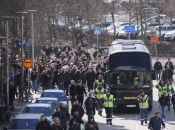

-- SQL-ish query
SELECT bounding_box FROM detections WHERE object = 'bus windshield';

[110,71,152,89]
[109,52,151,70]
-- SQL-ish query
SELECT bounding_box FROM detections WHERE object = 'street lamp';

[0,16,13,120]
[16,12,27,102]
[27,10,37,68]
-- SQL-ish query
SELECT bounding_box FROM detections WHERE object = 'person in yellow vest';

[102,90,115,125]
[95,74,106,89]
[116,72,124,85]
[94,83,105,116]
[134,75,139,89]
[155,80,167,98]
[165,79,174,111]
[136,90,151,125]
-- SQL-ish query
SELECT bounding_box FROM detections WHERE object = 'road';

[30,79,175,130]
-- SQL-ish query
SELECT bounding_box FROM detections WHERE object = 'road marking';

[136,124,138,130]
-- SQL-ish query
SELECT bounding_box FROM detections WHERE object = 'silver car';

[21,103,55,120]
[4,113,42,130]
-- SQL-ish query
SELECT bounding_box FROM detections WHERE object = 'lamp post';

[16,12,27,102]
[0,16,13,121]
[27,10,37,68]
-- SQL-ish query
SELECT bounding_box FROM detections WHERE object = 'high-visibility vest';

[134,76,139,85]
[139,95,149,109]
[166,84,173,96]
[96,80,104,85]
[95,88,104,99]
[117,76,120,85]
[103,95,114,108]
[158,85,167,97]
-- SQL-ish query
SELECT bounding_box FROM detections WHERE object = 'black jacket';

[64,71,72,82]
[51,124,63,130]
[31,72,37,81]
[165,61,174,70]
[74,71,83,83]
[86,72,95,84]
[162,69,173,80]
[69,85,76,97]
[85,121,99,130]
[171,93,175,110]
[71,104,84,117]
[40,73,48,85]
[84,98,98,115]
[158,95,169,106]
[74,85,86,96]
[60,106,70,121]
[69,124,80,130]
[57,72,64,83]
[35,119,52,130]
[154,61,162,70]
[69,117,84,126]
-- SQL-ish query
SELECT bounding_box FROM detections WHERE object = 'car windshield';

[36,100,57,108]
[41,92,66,101]
[8,119,39,129]
[23,107,51,117]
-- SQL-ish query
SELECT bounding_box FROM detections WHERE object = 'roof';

[36,97,58,101]
[14,113,42,119]
[43,89,64,93]
[26,103,51,107]
[109,39,149,55]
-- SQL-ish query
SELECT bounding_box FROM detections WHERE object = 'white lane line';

[136,124,138,130]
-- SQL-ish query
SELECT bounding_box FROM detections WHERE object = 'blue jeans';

[88,110,94,118]
[161,105,167,119]
[32,80,37,91]
[105,108,113,121]
[140,108,148,121]
[58,82,64,90]
[47,80,52,89]
[155,70,161,80]
[97,99,103,113]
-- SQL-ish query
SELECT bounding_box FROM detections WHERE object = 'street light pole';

[27,10,37,68]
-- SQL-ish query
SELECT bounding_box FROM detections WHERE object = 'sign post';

[150,37,159,58]
[94,27,101,46]
[124,25,135,40]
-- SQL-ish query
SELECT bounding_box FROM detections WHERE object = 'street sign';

[94,27,101,35]
[150,37,159,42]
[124,25,136,33]
[24,58,33,68]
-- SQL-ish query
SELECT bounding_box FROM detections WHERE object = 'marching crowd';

[1,37,175,130]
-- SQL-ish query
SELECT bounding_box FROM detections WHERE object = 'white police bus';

[106,39,155,111]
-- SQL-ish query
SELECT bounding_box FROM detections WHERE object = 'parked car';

[21,103,55,119]
[147,14,175,24]
[35,97,61,110]
[3,113,42,130]
[164,30,175,41]
[41,89,69,111]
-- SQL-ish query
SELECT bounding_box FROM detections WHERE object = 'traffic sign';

[150,37,159,42]
[24,58,33,68]
[124,25,136,33]
[94,27,101,35]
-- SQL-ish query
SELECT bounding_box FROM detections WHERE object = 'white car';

[148,14,175,24]
[164,30,175,41]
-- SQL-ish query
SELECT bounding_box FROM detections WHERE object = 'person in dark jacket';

[9,80,16,111]
[68,119,80,130]
[60,103,70,130]
[36,115,52,130]
[148,111,165,130]
[85,116,99,130]
[69,111,84,127]
[171,93,175,115]
[154,58,163,81]
[162,65,173,84]
[69,80,76,106]
[71,100,84,118]
[86,68,95,92]
[31,68,38,93]
[51,117,63,130]
[165,58,174,70]
[57,69,64,90]
[84,93,98,119]
[52,68,58,89]
[74,70,83,83]
[158,91,169,121]
[74,80,87,106]
[40,70,48,91]
[64,68,72,95]
[52,107,66,128]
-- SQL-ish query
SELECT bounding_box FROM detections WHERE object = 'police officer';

[95,74,106,89]
[165,79,174,111]
[94,83,105,116]
[103,90,114,125]
[134,74,139,89]
[156,80,167,98]
[136,90,151,125]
